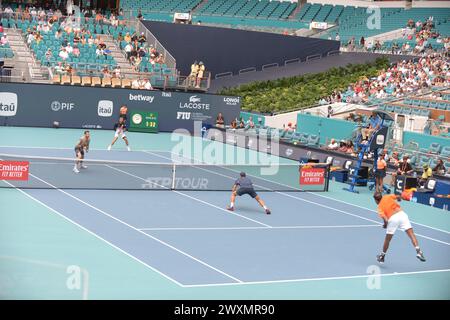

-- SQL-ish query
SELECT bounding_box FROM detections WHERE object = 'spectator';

[59,48,69,60]
[361,111,381,143]
[189,60,199,87]
[0,34,8,46]
[44,48,52,66]
[327,105,333,118]
[419,163,433,187]
[375,152,387,193]
[143,79,153,90]
[246,116,255,129]
[138,32,146,45]
[239,118,245,128]
[0,23,4,34]
[113,66,121,78]
[326,138,339,150]
[124,42,133,60]
[390,155,413,185]
[230,118,238,129]
[196,61,205,88]
[216,113,225,128]
[72,45,80,57]
[433,159,446,175]
[360,36,365,47]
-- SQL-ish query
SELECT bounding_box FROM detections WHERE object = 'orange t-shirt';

[377,194,401,220]
[377,159,387,170]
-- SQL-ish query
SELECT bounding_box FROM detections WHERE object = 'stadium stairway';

[102,35,135,75]
[4,27,49,82]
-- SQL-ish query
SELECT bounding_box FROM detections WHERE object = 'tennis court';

[1,126,449,299]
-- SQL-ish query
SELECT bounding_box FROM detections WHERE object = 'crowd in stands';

[319,53,450,105]
[340,16,450,55]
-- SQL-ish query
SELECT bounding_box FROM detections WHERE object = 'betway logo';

[129,94,155,103]
[0,93,18,116]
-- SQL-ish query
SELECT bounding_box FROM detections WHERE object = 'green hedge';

[219,57,390,113]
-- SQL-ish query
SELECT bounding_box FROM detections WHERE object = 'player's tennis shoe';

[127,146,131,151]
[226,206,234,211]
[265,209,271,215]
[81,165,88,169]
[416,251,426,262]
[107,145,111,151]
[73,167,80,173]
[376,254,385,264]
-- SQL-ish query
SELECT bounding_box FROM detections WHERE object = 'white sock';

[230,202,234,208]
[263,205,268,210]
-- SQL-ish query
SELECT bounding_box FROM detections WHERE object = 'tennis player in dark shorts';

[73,130,90,173]
[227,172,271,214]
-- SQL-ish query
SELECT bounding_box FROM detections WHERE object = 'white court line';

[150,149,450,235]
[181,268,450,288]
[0,254,89,300]
[143,150,450,246]
[0,145,171,153]
[138,224,379,231]
[28,173,243,284]
[304,192,450,235]
[1,180,185,288]
[105,164,271,228]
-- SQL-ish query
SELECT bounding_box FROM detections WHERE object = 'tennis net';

[0,154,330,192]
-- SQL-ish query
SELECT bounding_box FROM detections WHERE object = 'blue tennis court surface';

[1,128,449,299]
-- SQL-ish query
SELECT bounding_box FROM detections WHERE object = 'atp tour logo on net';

[98,100,113,117]
[0,92,18,116]
[51,101,75,112]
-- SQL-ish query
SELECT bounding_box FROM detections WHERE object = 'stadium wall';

[142,21,340,77]
[296,113,357,144]
[0,84,241,132]
[402,131,450,150]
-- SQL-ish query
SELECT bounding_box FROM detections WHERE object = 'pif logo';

[0,92,18,116]
[98,100,113,117]
[51,101,75,111]
[177,112,191,120]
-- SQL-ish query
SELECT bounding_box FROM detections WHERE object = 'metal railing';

[136,20,176,71]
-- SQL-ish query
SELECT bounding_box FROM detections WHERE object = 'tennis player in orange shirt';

[373,192,426,263]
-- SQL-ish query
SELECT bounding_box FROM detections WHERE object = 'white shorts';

[114,129,126,138]
[386,211,412,235]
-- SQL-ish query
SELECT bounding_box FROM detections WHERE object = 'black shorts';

[75,147,84,157]
[236,187,257,198]
[375,169,386,178]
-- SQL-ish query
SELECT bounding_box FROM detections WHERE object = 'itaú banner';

[0,83,241,133]
[310,21,328,30]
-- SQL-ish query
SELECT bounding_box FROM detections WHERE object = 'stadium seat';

[418,156,431,168]
[81,76,92,86]
[61,75,71,85]
[102,77,112,87]
[429,143,442,154]
[71,75,81,85]
[91,77,102,86]
[307,135,320,146]
[111,78,122,88]
[121,78,132,88]
[440,146,450,158]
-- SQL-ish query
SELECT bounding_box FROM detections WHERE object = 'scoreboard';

[129,110,159,133]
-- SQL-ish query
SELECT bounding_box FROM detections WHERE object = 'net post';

[171,163,176,190]
[324,164,331,192]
